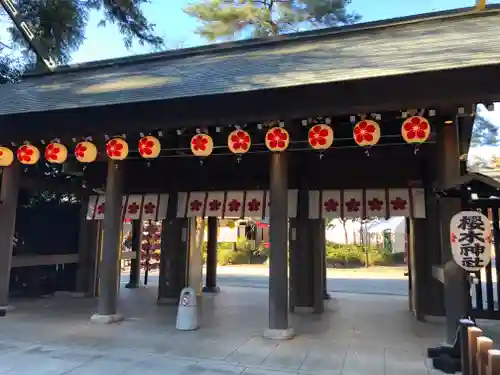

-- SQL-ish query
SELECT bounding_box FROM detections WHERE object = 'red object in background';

[264,242,270,248]
[254,220,269,229]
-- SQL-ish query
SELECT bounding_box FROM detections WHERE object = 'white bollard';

[175,287,199,331]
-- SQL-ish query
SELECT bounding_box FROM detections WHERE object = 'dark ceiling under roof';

[0,6,499,117]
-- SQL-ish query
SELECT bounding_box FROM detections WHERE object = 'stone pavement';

[0,284,493,375]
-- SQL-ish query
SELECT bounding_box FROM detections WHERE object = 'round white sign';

[450,210,493,272]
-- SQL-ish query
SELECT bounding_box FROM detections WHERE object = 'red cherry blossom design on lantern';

[75,143,87,159]
[345,198,361,212]
[144,202,156,214]
[404,117,429,140]
[368,198,384,211]
[0,150,3,157]
[266,128,288,149]
[139,137,155,156]
[309,125,329,147]
[230,131,250,152]
[45,144,61,161]
[247,199,261,212]
[192,135,208,152]
[354,121,377,144]
[391,197,407,210]
[128,202,140,215]
[451,233,457,244]
[324,199,339,212]
[106,139,124,158]
[208,200,222,211]
[228,199,241,212]
[190,200,203,212]
[17,145,34,163]
[97,203,105,215]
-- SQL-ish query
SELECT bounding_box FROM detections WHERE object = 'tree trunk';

[342,220,348,244]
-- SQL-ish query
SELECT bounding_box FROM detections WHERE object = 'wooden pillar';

[158,192,189,304]
[311,219,326,313]
[203,217,219,293]
[125,220,142,289]
[0,165,19,315]
[265,152,294,339]
[85,220,100,297]
[437,120,468,344]
[76,196,92,295]
[289,189,315,312]
[408,217,428,321]
[91,160,124,323]
[319,219,329,300]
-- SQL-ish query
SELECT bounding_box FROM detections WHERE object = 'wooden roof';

[0,6,499,116]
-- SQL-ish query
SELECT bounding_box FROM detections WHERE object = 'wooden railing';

[460,320,500,375]
[10,251,136,268]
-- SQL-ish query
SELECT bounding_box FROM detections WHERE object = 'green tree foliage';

[0,44,23,83]
[2,0,164,67]
[470,114,498,146]
[184,0,360,41]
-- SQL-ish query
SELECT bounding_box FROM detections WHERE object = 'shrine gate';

[0,5,499,342]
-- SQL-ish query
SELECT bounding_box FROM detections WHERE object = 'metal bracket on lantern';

[236,155,242,163]
[413,144,421,155]
[364,146,372,157]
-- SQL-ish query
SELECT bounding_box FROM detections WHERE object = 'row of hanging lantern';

[0,117,431,167]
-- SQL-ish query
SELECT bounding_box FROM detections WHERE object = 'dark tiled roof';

[1,6,500,116]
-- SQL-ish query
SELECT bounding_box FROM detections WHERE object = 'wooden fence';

[460,319,500,375]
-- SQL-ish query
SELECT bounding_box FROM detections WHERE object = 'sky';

[70,0,500,63]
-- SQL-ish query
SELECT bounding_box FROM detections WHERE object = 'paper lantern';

[401,116,431,144]
[191,134,213,157]
[106,138,129,160]
[228,130,251,154]
[0,147,14,167]
[45,142,68,164]
[308,124,334,150]
[138,136,161,159]
[75,141,98,163]
[265,127,289,152]
[353,120,381,147]
[17,144,40,165]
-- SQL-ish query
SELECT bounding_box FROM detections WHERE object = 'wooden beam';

[476,0,487,10]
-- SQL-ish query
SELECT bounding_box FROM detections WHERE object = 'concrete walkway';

[0,284,456,375]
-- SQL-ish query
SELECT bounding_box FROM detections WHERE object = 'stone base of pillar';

[0,305,15,316]
[157,297,178,305]
[125,282,142,289]
[202,286,220,294]
[263,327,295,340]
[90,313,124,324]
[293,306,314,313]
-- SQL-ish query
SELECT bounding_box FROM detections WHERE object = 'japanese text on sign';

[450,211,492,272]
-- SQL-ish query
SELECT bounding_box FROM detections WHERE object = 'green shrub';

[218,245,250,265]
[325,241,402,267]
